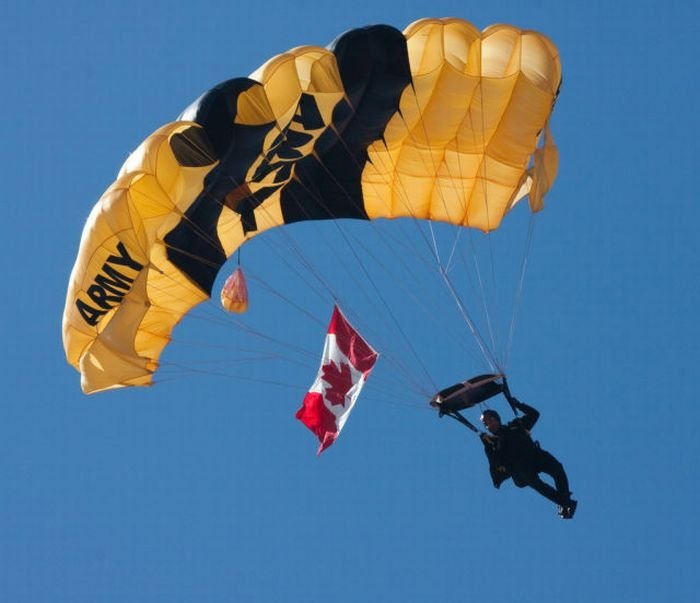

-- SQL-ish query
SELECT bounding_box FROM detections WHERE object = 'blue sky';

[2,1,699,601]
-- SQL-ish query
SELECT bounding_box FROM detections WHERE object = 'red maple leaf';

[321,360,354,407]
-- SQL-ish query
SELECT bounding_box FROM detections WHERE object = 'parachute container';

[220,267,249,313]
[430,374,504,414]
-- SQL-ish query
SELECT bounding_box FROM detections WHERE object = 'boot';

[558,499,578,519]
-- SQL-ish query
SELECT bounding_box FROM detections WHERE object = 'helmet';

[480,409,501,423]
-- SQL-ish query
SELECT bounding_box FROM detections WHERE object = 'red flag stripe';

[328,305,378,374]
[295,391,338,455]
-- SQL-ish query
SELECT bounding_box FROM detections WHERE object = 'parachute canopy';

[62,17,562,393]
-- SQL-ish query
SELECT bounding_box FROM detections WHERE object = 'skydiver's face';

[481,414,501,434]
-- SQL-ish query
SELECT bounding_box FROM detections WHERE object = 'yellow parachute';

[62,17,561,393]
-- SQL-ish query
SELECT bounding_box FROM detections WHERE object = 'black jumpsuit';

[481,400,572,506]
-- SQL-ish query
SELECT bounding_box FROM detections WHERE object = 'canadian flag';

[296,305,379,455]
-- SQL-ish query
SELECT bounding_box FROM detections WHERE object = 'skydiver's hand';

[496,466,507,473]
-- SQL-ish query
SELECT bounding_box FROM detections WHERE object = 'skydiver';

[479,381,578,519]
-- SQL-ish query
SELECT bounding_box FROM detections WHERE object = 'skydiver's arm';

[511,399,540,430]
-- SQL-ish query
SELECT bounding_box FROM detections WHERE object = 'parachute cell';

[62,17,562,393]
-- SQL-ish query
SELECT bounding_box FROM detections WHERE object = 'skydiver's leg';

[511,471,566,505]
[523,474,569,505]
[535,450,571,501]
